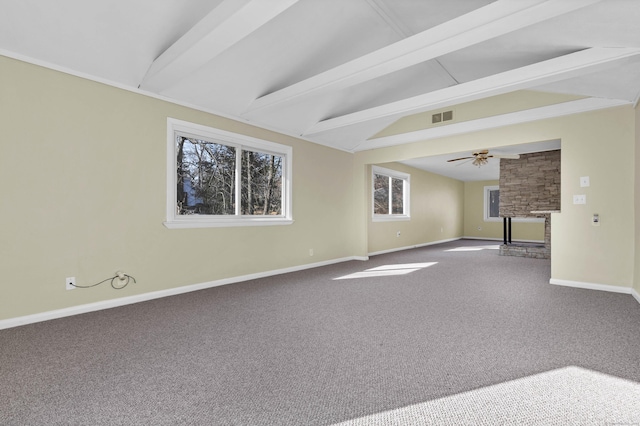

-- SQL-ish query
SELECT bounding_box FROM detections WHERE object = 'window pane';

[241,149,283,215]
[374,174,389,214]
[176,136,236,215]
[489,189,500,218]
[391,178,404,214]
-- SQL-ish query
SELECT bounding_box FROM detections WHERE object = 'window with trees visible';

[165,118,292,228]
[372,166,410,221]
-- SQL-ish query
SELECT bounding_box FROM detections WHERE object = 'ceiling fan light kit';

[472,156,489,167]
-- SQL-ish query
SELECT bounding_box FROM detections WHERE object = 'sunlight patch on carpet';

[445,245,500,252]
[334,262,437,280]
[332,366,640,425]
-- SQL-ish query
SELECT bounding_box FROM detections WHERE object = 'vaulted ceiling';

[2,0,640,179]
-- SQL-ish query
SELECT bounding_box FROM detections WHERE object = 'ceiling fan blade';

[447,156,474,162]
[455,158,475,166]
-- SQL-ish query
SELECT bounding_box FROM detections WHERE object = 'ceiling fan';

[447,150,520,167]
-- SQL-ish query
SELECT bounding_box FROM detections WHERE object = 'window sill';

[164,217,294,229]
[372,215,411,222]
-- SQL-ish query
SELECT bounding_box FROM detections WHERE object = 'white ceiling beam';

[355,98,631,151]
[304,47,640,136]
[246,0,601,114]
[140,0,299,92]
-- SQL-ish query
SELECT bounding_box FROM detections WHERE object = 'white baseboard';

[632,288,640,305]
[368,237,461,257]
[463,236,545,244]
[0,255,369,330]
[549,278,633,295]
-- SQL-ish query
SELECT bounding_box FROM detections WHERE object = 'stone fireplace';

[498,149,560,259]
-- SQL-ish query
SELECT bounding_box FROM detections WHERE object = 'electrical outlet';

[66,277,76,291]
[396,231,401,237]
[309,248,314,256]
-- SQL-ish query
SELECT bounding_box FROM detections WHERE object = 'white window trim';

[372,165,410,222]
[164,118,293,229]
[483,185,544,223]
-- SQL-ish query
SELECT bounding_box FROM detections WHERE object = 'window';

[165,118,292,228]
[483,185,544,223]
[372,166,410,221]
[484,185,501,221]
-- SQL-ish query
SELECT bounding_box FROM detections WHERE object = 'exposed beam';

[140,0,299,92]
[246,0,601,114]
[355,98,631,151]
[304,47,640,136]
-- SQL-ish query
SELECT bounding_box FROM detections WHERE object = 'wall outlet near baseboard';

[66,277,76,291]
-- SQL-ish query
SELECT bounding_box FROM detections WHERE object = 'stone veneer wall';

[498,150,560,259]
[499,150,561,218]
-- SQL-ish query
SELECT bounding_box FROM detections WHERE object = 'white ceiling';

[402,140,561,182]
[1,0,639,180]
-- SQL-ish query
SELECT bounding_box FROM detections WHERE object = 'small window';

[484,185,501,222]
[165,118,292,228]
[372,166,410,222]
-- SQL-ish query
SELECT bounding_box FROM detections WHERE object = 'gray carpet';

[334,366,640,425]
[1,239,639,425]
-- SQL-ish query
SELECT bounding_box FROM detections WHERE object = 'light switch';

[580,176,590,187]
[573,194,586,204]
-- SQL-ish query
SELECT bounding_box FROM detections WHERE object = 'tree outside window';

[372,166,410,221]
[165,118,292,228]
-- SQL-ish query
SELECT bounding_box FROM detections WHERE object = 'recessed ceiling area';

[400,140,561,182]
[0,0,638,181]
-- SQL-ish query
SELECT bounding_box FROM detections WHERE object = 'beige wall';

[367,163,464,254]
[0,56,362,320]
[357,105,636,289]
[463,180,544,241]
[2,55,638,322]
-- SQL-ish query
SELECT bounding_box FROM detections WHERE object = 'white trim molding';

[632,288,640,305]
[0,255,368,330]
[550,278,634,295]
[368,237,461,256]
